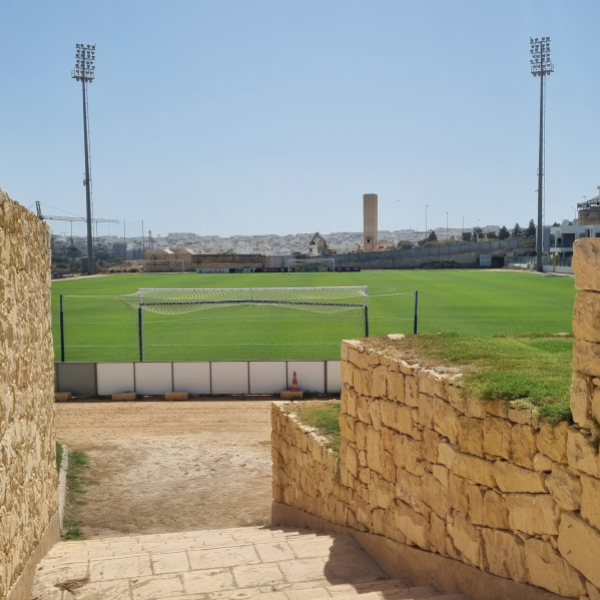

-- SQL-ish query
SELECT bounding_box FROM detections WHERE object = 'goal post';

[120,286,369,361]
[288,257,336,273]
[142,259,185,274]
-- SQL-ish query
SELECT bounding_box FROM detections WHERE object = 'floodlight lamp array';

[529,36,553,76]
[72,43,97,82]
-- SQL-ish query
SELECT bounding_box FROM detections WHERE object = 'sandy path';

[55,401,274,539]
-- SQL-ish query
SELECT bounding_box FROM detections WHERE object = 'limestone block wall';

[0,189,58,599]
[273,308,600,599]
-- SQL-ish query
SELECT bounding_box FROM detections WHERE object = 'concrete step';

[31,526,466,600]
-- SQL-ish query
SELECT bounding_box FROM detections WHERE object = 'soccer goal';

[142,259,186,274]
[119,286,369,361]
[288,257,336,273]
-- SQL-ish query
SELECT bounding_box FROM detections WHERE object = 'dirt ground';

[55,400,276,539]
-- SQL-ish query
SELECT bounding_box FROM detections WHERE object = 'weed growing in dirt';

[294,402,341,455]
[55,442,63,473]
[63,450,95,540]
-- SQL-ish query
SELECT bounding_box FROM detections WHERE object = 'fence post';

[138,306,144,362]
[413,290,419,335]
[60,294,65,362]
[364,305,369,337]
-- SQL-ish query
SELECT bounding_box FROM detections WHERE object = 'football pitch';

[51,270,576,362]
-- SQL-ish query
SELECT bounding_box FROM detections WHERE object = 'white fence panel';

[212,362,249,394]
[135,363,173,395]
[287,361,325,394]
[97,363,135,396]
[173,362,211,394]
[326,361,342,394]
[249,362,286,394]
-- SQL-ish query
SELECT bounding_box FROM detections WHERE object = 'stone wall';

[0,189,58,600]
[273,240,600,600]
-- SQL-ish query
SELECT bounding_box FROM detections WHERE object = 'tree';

[427,230,438,243]
[461,232,472,242]
[498,226,510,240]
[472,227,483,241]
[512,223,522,238]
[397,240,414,250]
[488,231,498,239]
[525,219,536,238]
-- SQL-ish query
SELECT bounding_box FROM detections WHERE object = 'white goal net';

[119,286,369,360]
[288,257,336,273]
[142,259,185,273]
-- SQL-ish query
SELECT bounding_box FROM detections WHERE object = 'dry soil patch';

[55,400,274,539]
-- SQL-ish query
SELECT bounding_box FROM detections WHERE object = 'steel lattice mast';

[71,44,97,274]
[530,36,554,273]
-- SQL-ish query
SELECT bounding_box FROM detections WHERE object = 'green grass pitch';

[51,270,576,362]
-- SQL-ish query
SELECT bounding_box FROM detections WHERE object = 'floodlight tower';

[71,44,96,274]
[530,37,553,272]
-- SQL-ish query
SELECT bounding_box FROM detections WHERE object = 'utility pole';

[446,212,449,240]
[425,205,429,241]
[72,44,97,274]
[530,37,553,272]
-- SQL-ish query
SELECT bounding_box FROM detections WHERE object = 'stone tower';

[363,194,378,252]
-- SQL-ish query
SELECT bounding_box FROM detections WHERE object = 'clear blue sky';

[1,1,598,238]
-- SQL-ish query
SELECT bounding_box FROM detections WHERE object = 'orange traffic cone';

[291,371,299,392]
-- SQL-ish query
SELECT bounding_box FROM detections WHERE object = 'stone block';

[533,452,554,472]
[417,393,434,428]
[422,428,440,463]
[573,238,600,291]
[387,370,405,403]
[447,382,465,414]
[452,451,496,488]
[493,461,547,493]
[573,339,600,378]
[573,290,600,343]
[395,500,431,550]
[339,414,356,443]
[369,400,382,431]
[340,361,354,389]
[343,443,359,478]
[404,376,419,407]
[165,392,189,401]
[465,398,487,419]
[537,421,569,464]
[342,387,358,417]
[481,528,528,583]
[355,421,368,450]
[467,486,485,525]
[280,390,304,400]
[484,400,509,418]
[380,401,416,437]
[422,473,449,518]
[506,493,559,535]
[111,392,137,401]
[546,464,582,511]
[54,392,72,402]
[483,489,510,529]
[395,469,425,513]
[558,511,600,589]
[448,472,469,515]
[432,464,449,489]
[356,394,372,424]
[447,512,481,566]
[438,442,456,469]
[457,416,484,458]
[525,537,586,597]
[588,581,600,600]
[483,417,512,460]
[511,424,536,470]
[382,451,396,483]
[372,365,388,398]
[580,474,600,531]
[430,512,447,556]
[392,434,424,476]
[433,397,459,445]
[567,426,599,477]
[366,427,384,475]
[571,372,594,429]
